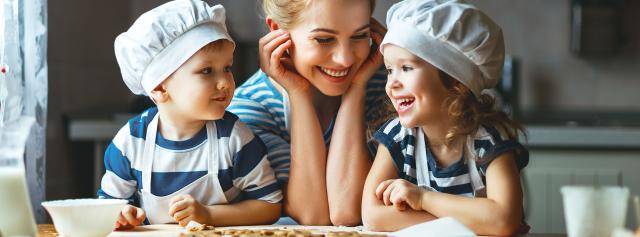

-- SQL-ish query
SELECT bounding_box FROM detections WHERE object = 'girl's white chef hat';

[114,0,235,96]
[380,0,505,97]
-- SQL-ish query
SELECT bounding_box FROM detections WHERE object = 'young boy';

[97,0,282,229]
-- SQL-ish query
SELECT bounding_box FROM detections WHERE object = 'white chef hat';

[114,0,235,96]
[380,0,505,97]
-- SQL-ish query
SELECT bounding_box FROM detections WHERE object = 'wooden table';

[37,224,566,237]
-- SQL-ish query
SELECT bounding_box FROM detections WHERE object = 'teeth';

[319,67,349,77]
[396,98,415,110]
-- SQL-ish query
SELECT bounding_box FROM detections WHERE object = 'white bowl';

[42,199,128,237]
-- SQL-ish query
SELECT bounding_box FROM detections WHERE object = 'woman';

[228,0,388,225]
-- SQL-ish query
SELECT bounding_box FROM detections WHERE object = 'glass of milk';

[0,118,37,237]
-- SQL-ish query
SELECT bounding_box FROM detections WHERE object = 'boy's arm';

[362,144,436,232]
[202,200,281,226]
[97,140,138,203]
[418,152,523,236]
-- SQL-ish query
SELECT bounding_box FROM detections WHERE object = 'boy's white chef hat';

[115,0,235,96]
[380,0,504,97]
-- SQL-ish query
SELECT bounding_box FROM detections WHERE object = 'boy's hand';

[115,205,146,230]
[168,194,210,227]
[375,179,426,211]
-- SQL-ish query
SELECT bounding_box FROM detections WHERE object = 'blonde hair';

[200,39,232,53]
[439,71,526,145]
[262,0,376,29]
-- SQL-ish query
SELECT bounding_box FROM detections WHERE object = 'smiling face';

[383,44,451,128]
[162,40,235,121]
[284,0,372,96]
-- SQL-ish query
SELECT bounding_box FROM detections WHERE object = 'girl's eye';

[401,65,413,72]
[223,66,232,73]
[314,37,335,44]
[351,32,370,40]
[201,67,212,74]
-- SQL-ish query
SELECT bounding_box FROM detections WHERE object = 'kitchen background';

[6,0,640,234]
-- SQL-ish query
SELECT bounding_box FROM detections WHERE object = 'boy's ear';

[265,17,279,32]
[149,83,169,104]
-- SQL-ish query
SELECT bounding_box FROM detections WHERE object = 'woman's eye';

[223,66,232,73]
[314,37,335,44]
[401,65,413,72]
[351,33,370,40]
[201,67,212,74]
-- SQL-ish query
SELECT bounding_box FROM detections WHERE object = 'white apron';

[415,128,486,197]
[139,114,228,224]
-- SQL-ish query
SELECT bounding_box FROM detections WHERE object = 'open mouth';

[396,97,415,113]
[317,66,349,83]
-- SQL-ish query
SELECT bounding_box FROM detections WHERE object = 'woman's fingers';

[270,39,293,76]
[259,30,289,72]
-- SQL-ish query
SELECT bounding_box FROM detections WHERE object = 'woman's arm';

[419,153,524,236]
[325,18,386,226]
[285,90,331,225]
[362,144,437,232]
[258,29,331,225]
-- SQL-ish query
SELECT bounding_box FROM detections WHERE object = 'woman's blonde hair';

[439,71,525,145]
[262,0,376,29]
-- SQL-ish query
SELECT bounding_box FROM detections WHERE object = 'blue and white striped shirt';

[97,107,282,204]
[374,118,529,197]
[228,70,389,183]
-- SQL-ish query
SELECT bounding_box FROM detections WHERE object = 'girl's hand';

[259,29,310,96]
[350,18,387,89]
[375,179,426,212]
[168,194,210,227]
[115,204,146,230]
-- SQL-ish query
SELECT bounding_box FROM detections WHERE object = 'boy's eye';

[314,37,335,44]
[223,66,232,73]
[385,68,393,75]
[200,67,212,74]
[401,65,413,72]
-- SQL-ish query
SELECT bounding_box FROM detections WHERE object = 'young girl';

[362,0,529,235]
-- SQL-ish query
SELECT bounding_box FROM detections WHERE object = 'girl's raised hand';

[259,29,310,96]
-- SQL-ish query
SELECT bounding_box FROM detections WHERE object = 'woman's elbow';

[287,206,331,225]
[293,213,332,226]
[330,211,361,226]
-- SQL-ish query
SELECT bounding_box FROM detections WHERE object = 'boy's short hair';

[114,0,235,96]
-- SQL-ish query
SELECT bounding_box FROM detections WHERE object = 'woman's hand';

[259,29,310,96]
[168,195,211,227]
[115,204,146,230]
[350,18,387,89]
[375,179,427,212]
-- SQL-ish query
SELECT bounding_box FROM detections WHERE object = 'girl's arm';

[325,18,386,226]
[419,152,524,236]
[362,144,437,232]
